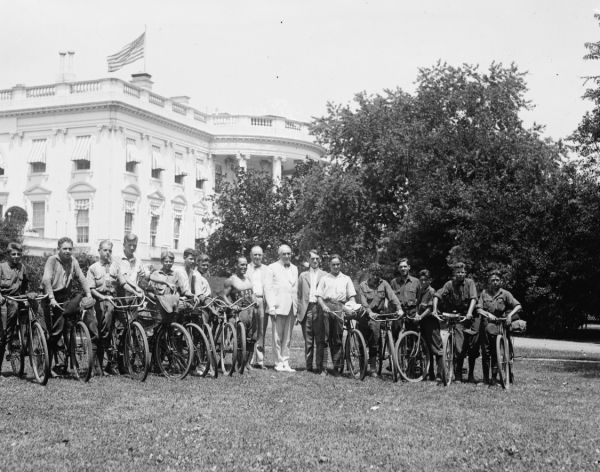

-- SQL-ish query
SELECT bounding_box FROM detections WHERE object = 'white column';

[237,152,248,170]
[272,156,284,184]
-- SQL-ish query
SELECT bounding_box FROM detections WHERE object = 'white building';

[0,65,324,263]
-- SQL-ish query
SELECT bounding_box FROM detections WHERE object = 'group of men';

[0,235,522,384]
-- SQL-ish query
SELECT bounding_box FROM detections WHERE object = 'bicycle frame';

[438,312,467,386]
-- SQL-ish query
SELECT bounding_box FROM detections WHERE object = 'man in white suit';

[266,244,298,372]
[297,249,326,373]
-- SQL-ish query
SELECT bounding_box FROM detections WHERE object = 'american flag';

[107,32,145,72]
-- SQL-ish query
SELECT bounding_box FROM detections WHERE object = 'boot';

[482,355,490,385]
[455,357,464,382]
[369,356,378,378]
[467,357,476,383]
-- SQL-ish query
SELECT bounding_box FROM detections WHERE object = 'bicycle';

[395,314,430,382]
[105,294,151,381]
[224,297,257,375]
[437,312,467,386]
[142,293,194,380]
[52,299,95,382]
[3,293,50,385]
[328,304,368,380]
[486,316,514,389]
[180,296,218,378]
[369,312,401,382]
[211,297,238,376]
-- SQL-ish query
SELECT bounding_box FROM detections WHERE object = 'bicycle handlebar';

[369,312,402,322]
[4,293,48,303]
[439,312,467,322]
[106,294,146,309]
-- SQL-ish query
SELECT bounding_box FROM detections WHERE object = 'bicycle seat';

[80,296,95,310]
[157,294,180,314]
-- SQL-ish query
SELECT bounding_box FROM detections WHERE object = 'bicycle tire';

[72,321,94,382]
[386,330,399,382]
[154,322,194,380]
[397,330,429,383]
[30,321,50,385]
[220,321,237,376]
[496,333,511,390]
[186,323,212,378]
[125,321,150,381]
[202,324,218,379]
[441,333,453,387]
[344,329,368,380]
[8,327,25,377]
[235,321,247,374]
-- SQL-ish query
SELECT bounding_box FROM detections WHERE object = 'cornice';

[0,100,326,156]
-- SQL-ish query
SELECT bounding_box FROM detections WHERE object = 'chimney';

[170,96,190,105]
[130,73,153,90]
[57,52,67,82]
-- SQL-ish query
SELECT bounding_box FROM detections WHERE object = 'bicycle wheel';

[154,322,194,380]
[441,333,454,387]
[344,329,368,380]
[124,321,150,381]
[187,323,212,378]
[235,321,246,374]
[202,324,218,379]
[397,331,429,382]
[220,321,237,376]
[71,321,94,382]
[496,333,511,390]
[386,330,399,382]
[30,321,50,385]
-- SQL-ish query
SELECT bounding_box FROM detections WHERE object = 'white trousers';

[271,310,295,366]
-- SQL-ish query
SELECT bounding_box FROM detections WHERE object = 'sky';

[1,0,599,141]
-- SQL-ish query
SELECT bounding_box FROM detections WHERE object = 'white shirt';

[247,263,271,297]
[309,268,319,303]
[316,272,356,303]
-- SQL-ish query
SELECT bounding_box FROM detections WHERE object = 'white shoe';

[282,362,296,373]
[274,363,284,372]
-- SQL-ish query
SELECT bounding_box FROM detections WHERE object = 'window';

[125,138,139,173]
[215,164,223,192]
[124,201,135,236]
[31,202,45,237]
[174,152,186,184]
[28,139,47,174]
[71,135,91,171]
[151,145,164,180]
[0,168,4,176]
[173,212,182,250]
[195,160,206,190]
[75,199,90,244]
[150,215,159,247]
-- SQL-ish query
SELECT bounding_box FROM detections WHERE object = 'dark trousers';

[0,300,20,368]
[357,314,380,358]
[324,311,344,371]
[94,299,115,367]
[300,302,320,370]
[420,315,443,375]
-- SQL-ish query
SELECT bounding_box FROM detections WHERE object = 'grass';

[1,325,599,471]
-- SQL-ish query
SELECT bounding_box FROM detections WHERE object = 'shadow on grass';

[544,360,600,379]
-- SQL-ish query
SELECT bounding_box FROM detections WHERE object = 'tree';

[206,169,298,274]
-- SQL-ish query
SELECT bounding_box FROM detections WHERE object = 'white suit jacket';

[266,260,298,316]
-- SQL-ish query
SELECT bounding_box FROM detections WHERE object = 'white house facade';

[0,72,324,263]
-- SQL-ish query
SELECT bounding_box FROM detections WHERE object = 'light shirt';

[247,263,271,297]
[42,255,87,295]
[119,255,147,287]
[308,268,319,303]
[87,260,123,294]
[0,261,28,296]
[316,272,356,303]
[149,268,190,296]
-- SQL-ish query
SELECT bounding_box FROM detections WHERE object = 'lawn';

[1,325,599,471]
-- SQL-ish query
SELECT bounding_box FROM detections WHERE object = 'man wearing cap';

[357,262,402,377]
[266,244,298,373]
[42,236,94,376]
[246,245,272,368]
[297,249,326,373]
